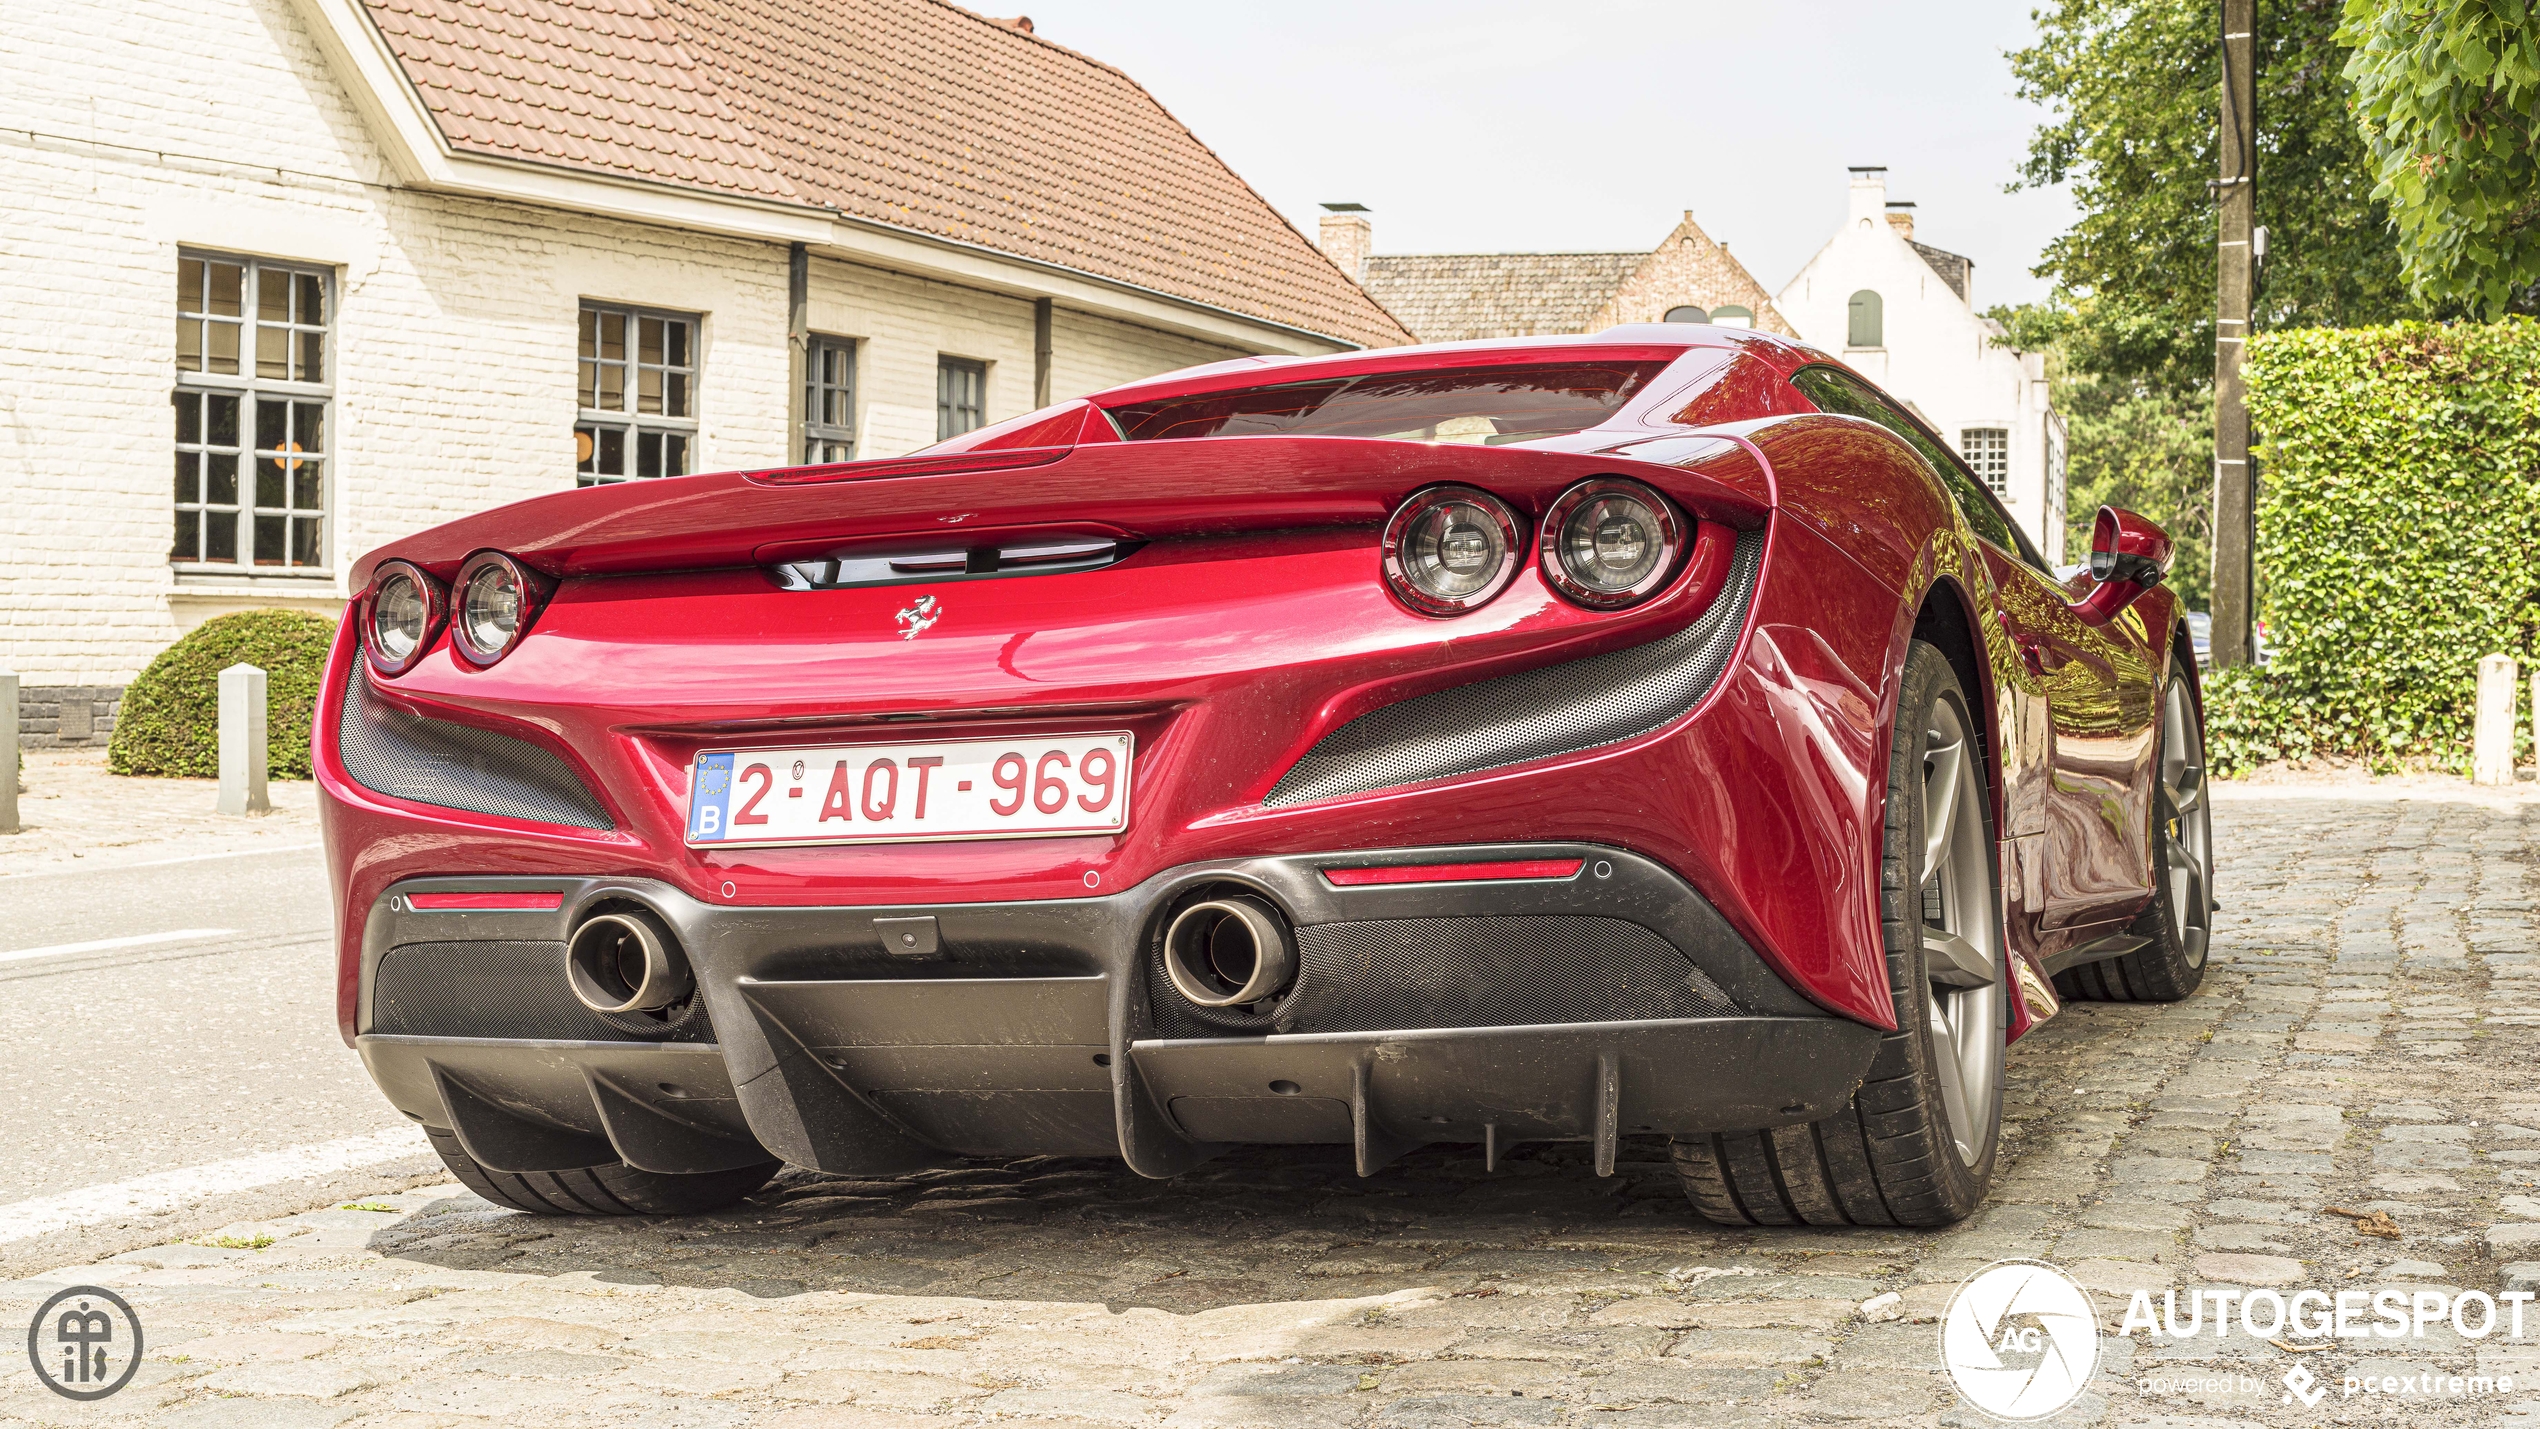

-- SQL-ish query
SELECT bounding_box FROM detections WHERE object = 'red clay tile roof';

[360,0,1411,348]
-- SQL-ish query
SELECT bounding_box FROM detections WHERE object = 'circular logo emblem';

[1939,1259,2098,1420]
[26,1285,144,1401]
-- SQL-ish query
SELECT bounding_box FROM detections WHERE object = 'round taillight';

[449,551,549,666]
[1382,485,1522,617]
[365,561,443,677]
[1538,478,1686,609]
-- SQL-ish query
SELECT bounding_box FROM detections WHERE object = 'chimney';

[1885,201,1916,241]
[1847,166,1888,229]
[998,15,1034,32]
[1319,202,1372,284]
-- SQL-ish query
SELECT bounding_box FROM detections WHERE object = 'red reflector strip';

[1322,859,1585,888]
[404,891,565,912]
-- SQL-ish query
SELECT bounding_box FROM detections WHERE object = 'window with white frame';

[1961,426,2010,498]
[937,356,986,441]
[803,335,856,463]
[173,252,331,570]
[576,303,697,485]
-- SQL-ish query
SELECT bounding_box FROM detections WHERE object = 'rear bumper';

[354,843,1879,1179]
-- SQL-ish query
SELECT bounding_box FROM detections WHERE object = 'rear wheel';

[2054,643,2212,1003]
[1673,641,2002,1228]
[426,1128,778,1216]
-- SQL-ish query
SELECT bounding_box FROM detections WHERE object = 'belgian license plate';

[685,733,1133,847]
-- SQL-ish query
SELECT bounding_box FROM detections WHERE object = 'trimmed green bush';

[109,610,339,778]
[2208,318,2540,774]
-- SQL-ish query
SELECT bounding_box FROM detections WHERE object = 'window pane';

[207,510,237,562]
[174,391,200,444]
[1108,362,1663,445]
[258,269,289,324]
[665,320,688,368]
[173,509,199,563]
[638,364,662,415]
[208,452,237,506]
[296,273,323,326]
[294,402,325,454]
[598,426,624,476]
[254,514,284,565]
[292,457,321,511]
[175,450,195,502]
[579,357,597,410]
[257,399,287,452]
[664,432,688,477]
[638,317,663,368]
[256,324,288,381]
[599,312,625,362]
[177,317,201,372]
[575,425,598,475]
[208,394,238,448]
[179,259,204,314]
[579,308,598,360]
[256,457,284,509]
[207,320,239,375]
[298,329,323,384]
[207,262,242,318]
[665,371,687,418]
[290,517,322,567]
[598,359,623,411]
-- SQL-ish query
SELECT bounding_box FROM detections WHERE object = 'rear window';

[1105,362,1670,446]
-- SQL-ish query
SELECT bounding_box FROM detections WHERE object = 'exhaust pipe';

[565,908,692,1015]
[1162,895,1296,1007]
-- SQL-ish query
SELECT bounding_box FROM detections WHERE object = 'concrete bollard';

[0,669,16,835]
[2474,654,2519,786]
[217,662,270,816]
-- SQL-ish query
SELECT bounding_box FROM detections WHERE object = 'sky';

[1017,1,2078,311]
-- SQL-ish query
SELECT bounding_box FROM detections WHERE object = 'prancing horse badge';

[895,595,942,640]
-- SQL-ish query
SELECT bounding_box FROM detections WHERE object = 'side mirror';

[2071,506,2172,626]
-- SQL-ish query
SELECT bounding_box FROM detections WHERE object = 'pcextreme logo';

[1941,1259,2101,1420]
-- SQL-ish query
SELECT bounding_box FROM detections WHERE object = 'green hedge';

[109,610,338,778]
[2209,318,2540,774]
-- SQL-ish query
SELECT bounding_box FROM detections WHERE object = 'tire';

[2054,642,2213,1004]
[1673,641,2003,1228]
[426,1127,779,1216]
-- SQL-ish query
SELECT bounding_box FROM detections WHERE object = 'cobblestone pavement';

[5,786,2540,1428]
[0,753,317,877]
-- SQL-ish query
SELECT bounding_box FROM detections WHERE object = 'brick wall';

[16,688,122,750]
[0,0,1251,708]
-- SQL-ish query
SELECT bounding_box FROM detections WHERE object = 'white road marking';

[0,1126,433,1244]
[0,928,240,964]
[0,841,323,878]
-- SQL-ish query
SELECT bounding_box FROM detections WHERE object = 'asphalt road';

[0,845,408,1208]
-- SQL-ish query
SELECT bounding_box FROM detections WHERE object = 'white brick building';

[1776,168,2067,562]
[0,0,1405,744]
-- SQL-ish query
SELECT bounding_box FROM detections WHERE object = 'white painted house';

[0,0,1404,746]
[1776,168,2066,562]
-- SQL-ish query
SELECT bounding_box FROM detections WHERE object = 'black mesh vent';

[1264,527,1765,807]
[372,940,711,1042]
[1146,914,1738,1039]
[338,660,613,829]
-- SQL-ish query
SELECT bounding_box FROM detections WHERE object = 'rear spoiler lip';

[348,430,1778,592]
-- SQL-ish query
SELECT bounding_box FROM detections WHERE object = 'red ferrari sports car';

[318,326,2213,1227]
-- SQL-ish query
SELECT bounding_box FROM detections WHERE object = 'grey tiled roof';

[1911,241,1972,301]
[1362,252,1646,344]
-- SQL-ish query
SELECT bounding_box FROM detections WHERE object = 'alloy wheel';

[2160,676,2214,969]
[1918,695,2002,1167]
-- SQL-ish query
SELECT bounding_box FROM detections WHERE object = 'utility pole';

[2211,0,2258,667]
